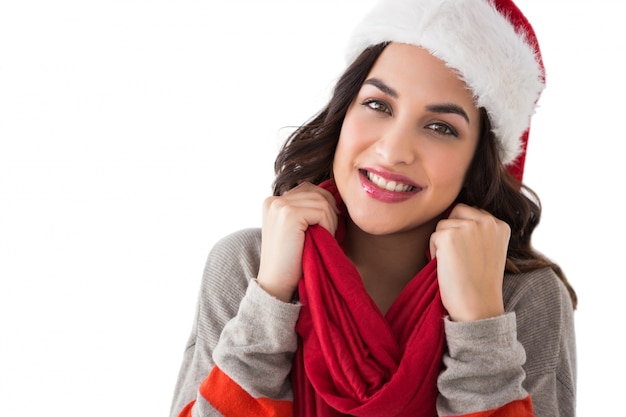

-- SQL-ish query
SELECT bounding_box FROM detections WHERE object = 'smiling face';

[332,43,481,236]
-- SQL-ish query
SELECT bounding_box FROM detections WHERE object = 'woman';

[170,0,577,416]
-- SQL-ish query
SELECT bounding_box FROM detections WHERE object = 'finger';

[448,204,504,227]
[447,203,484,221]
[265,191,334,213]
[317,188,341,215]
[429,229,452,260]
[264,195,338,235]
[289,182,340,214]
[434,218,470,232]
[429,233,437,259]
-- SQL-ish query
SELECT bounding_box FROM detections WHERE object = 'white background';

[1,1,623,415]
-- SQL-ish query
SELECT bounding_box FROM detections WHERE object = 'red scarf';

[292,180,446,416]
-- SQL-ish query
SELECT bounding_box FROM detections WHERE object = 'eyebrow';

[426,104,470,124]
[363,78,398,98]
[363,77,471,124]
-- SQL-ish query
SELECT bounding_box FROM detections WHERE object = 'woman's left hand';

[429,203,510,322]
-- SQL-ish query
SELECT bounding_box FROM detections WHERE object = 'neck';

[343,217,437,314]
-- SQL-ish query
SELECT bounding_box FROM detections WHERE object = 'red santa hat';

[345,0,545,181]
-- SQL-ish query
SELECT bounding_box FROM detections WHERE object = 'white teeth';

[366,171,413,192]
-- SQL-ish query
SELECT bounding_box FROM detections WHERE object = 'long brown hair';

[273,42,577,308]
[273,43,388,195]
[459,110,577,308]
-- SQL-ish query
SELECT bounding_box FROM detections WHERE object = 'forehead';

[365,43,477,108]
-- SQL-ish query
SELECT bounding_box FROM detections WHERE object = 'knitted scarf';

[292,180,447,416]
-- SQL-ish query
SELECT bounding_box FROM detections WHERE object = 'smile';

[359,169,422,203]
[365,170,415,192]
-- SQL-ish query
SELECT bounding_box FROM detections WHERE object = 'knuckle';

[263,196,277,210]
[264,196,290,216]
[294,181,313,191]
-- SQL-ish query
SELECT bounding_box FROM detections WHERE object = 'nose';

[374,119,417,166]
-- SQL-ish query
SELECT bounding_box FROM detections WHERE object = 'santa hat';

[345,0,545,181]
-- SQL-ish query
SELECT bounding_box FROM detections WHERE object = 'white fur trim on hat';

[345,0,545,166]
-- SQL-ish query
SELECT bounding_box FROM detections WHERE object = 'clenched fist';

[256,182,339,302]
[429,203,510,322]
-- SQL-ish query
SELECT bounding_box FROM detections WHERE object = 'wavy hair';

[272,42,577,308]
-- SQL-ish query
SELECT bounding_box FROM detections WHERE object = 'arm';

[172,183,339,417]
[437,313,533,417]
[436,267,576,416]
[432,204,531,415]
[505,268,577,416]
[169,229,301,417]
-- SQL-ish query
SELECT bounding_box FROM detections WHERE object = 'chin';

[348,213,411,236]
[348,205,444,238]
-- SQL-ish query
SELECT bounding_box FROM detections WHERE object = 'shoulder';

[204,227,262,278]
[503,266,575,343]
[196,228,262,342]
[503,267,577,397]
[503,267,569,312]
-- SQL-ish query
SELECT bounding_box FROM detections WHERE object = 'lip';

[359,168,422,203]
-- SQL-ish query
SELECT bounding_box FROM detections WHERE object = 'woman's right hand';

[256,182,339,302]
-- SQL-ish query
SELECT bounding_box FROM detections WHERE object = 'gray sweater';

[170,228,576,416]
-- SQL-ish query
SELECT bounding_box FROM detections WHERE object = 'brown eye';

[426,122,458,137]
[362,99,391,115]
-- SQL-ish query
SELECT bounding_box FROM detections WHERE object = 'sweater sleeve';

[437,313,532,416]
[436,267,576,417]
[169,229,301,417]
[504,268,577,416]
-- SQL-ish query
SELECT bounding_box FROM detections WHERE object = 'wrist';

[448,305,505,322]
[256,277,296,303]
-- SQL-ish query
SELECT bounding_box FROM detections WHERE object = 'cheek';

[344,107,372,132]
[334,111,373,169]
[430,146,476,191]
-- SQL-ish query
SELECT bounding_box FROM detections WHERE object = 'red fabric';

[177,400,195,417]
[292,180,446,416]
[506,129,528,182]
[494,0,545,183]
[201,366,293,417]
